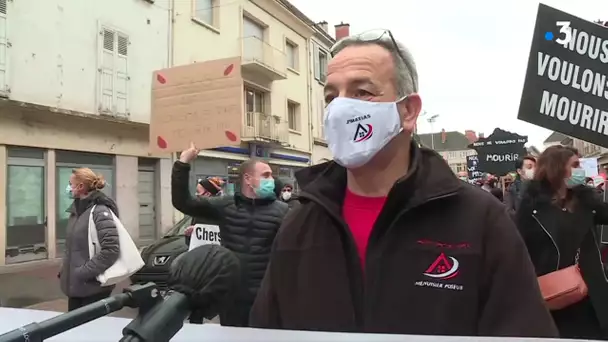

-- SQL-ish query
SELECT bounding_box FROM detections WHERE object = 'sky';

[288,0,608,148]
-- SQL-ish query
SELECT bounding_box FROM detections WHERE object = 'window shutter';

[115,33,129,117]
[99,28,115,113]
[0,0,8,95]
[313,43,320,80]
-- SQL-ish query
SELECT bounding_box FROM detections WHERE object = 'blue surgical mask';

[566,168,586,188]
[255,178,276,199]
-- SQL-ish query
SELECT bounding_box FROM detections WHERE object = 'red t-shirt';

[342,188,387,270]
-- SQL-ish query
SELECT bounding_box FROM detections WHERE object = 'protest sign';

[466,155,483,183]
[149,57,244,153]
[518,4,608,147]
[468,128,528,176]
[188,224,222,251]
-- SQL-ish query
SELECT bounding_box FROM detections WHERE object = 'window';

[98,27,129,117]
[6,147,47,264]
[243,16,265,62]
[314,46,329,82]
[288,101,300,131]
[194,0,217,27]
[244,87,265,127]
[286,40,298,70]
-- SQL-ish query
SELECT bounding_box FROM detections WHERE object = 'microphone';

[120,244,241,342]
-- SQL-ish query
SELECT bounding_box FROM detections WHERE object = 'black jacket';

[517,181,608,339]
[172,161,289,304]
[250,143,557,337]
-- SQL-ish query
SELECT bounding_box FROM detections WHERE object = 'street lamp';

[427,114,440,150]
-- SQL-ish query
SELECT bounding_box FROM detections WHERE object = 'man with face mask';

[250,30,557,337]
[505,156,536,213]
[172,143,288,327]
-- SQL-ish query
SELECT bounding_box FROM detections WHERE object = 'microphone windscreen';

[167,245,240,316]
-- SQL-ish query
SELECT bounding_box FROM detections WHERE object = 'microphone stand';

[0,283,162,342]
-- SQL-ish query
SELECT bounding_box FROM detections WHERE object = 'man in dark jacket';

[172,143,288,327]
[250,29,557,337]
[504,156,536,213]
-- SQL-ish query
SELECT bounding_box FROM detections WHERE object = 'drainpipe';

[305,42,314,165]
[168,0,175,67]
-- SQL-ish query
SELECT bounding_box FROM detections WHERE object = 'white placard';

[188,224,221,251]
[580,158,599,177]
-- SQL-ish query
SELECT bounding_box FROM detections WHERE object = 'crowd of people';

[57,28,608,340]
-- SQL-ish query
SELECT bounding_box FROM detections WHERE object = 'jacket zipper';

[298,192,364,329]
[531,214,560,271]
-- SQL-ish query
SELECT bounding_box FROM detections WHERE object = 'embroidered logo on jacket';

[415,253,464,291]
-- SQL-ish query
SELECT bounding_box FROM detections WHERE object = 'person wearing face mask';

[517,145,608,339]
[274,180,298,209]
[58,168,120,311]
[505,156,536,213]
[171,143,288,327]
[184,177,225,248]
[250,29,557,337]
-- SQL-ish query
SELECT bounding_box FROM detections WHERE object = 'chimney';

[317,21,328,33]
[464,130,478,144]
[478,132,485,139]
[441,128,447,144]
[335,22,350,41]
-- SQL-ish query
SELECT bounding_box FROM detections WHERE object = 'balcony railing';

[241,36,287,81]
[242,112,289,144]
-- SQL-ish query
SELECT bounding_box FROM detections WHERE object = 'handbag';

[88,205,145,286]
[537,249,588,310]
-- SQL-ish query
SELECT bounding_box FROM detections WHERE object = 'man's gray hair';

[332,37,419,98]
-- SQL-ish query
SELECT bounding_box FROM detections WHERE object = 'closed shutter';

[0,0,8,95]
[99,28,115,113]
[115,33,129,117]
[313,43,320,81]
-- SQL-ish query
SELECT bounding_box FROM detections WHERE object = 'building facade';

[0,0,175,267]
[309,22,333,164]
[417,130,477,173]
[172,0,317,190]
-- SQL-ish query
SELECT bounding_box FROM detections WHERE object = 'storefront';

[0,108,174,268]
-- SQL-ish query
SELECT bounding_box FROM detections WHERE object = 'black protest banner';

[468,128,528,176]
[466,155,483,183]
[518,4,608,147]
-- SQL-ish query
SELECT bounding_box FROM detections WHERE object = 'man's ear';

[399,94,422,133]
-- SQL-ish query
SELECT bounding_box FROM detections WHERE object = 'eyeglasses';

[330,29,418,92]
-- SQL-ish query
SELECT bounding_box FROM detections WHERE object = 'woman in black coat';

[516,145,608,339]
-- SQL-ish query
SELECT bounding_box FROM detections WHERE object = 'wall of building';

[172,0,312,156]
[439,149,477,173]
[7,0,169,123]
[309,34,331,164]
[0,0,174,269]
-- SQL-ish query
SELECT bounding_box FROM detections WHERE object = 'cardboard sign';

[149,57,244,153]
[188,224,221,251]
[466,155,482,183]
[468,128,528,176]
[517,4,608,147]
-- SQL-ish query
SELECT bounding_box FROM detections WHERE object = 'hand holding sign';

[179,142,201,164]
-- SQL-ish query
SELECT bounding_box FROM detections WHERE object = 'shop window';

[6,147,47,264]
[55,150,115,258]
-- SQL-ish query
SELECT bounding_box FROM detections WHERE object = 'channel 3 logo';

[544,21,572,47]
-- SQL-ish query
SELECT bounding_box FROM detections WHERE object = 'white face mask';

[324,97,405,169]
[523,168,535,180]
[281,191,292,201]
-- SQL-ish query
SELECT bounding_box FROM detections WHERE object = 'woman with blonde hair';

[59,167,120,311]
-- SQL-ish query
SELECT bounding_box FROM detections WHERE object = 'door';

[138,170,156,243]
